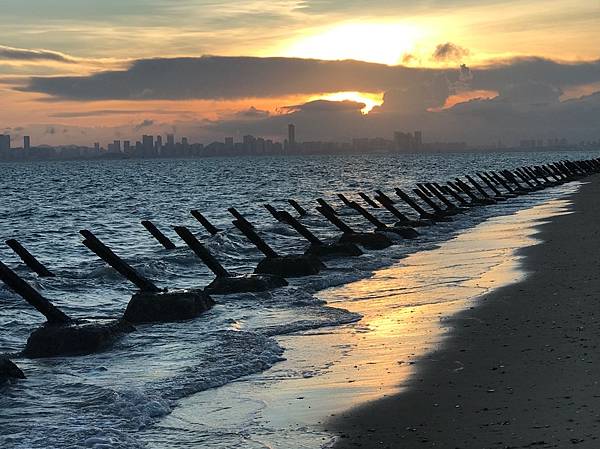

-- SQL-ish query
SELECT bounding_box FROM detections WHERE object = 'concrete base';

[304,242,363,258]
[23,319,135,358]
[431,214,454,222]
[397,219,434,228]
[124,289,215,323]
[255,256,325,278]
[378,226,419,239]
[338,232,393,250]
[0,357,25,384]
[205,274,288,295]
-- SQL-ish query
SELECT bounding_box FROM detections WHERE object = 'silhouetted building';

[0,134,10,152]
[243,135,256,154]
[124,140,131,154]
[23,136,30,150]
[394,131,413,151]
[288,124,296,150]
[142,135,154,156]
[394,130,424,151]
[166,134,175,148]
[414,131,423,150]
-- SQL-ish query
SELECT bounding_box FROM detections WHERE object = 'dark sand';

[332,175,600,449]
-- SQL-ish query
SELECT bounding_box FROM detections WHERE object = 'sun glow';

[309,91,384,114]
[284,22,429,66]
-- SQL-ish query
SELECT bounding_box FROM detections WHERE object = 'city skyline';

[2,122,596,162]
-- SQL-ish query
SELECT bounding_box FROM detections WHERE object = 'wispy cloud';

[0,45,78,63]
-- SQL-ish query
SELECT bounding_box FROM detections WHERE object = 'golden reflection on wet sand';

[261,198,574,421]
[148,198,573,448]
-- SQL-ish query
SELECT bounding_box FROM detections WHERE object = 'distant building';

[414,131,423,150]
[166,134,175,148]
[394,131,413,151]
[0,134,10,152]
[288,124,296,149]
[123,140,131,153]
[394,130,423,151]
[142,135,154,156]
[23,136,30,150]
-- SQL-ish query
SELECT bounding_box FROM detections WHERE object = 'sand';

[331,174,600,449]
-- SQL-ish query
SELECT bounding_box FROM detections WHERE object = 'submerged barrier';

[229,209,325,277]
[81,230,214,324]
[0,157,598,375]
[264,204,363,258]
[0,260,133,358]
[174,225,288,294]
[0,357,25,384]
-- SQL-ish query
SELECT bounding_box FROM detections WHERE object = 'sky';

[1,0,599,147]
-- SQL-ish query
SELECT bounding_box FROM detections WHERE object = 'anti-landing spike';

[5,239,55,277]
[80,230,161,293]
[141,220,177,250]
[191,210,221,236]
[174,226,231,278]
[0,260,71,324]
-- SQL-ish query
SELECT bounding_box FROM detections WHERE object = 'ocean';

[0,150,597,448]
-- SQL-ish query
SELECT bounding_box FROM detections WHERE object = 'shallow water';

[0,151,596,448]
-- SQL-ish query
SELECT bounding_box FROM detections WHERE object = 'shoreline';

[331,174,600,448]
[140,181,578,449]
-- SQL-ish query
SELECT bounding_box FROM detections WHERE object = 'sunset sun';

[284,22,429,65]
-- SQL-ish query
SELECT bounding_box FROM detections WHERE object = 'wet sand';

[332,174,600,448]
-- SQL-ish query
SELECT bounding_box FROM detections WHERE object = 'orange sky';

[0,0,599,145]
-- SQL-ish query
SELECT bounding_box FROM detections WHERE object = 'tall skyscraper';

[166,134,175,148]
[288,124,296,149]
[23,136,30,150]
[142,135,154,156]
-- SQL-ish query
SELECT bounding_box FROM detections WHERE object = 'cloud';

[18,56,437,100]
[0,44,77,63]
[497,81,562,105]
[282,99,365,113]
[432,42,469,62]
[233,106,270,119]
[49,109,195,118]
[134,119,154,131]
[18,55,600,109]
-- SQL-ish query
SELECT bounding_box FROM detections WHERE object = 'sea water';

[0,150,597,448]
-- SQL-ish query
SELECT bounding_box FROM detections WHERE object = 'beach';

[331,175,600,448]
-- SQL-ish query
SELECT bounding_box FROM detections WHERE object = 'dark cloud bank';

[18,54,600,145]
